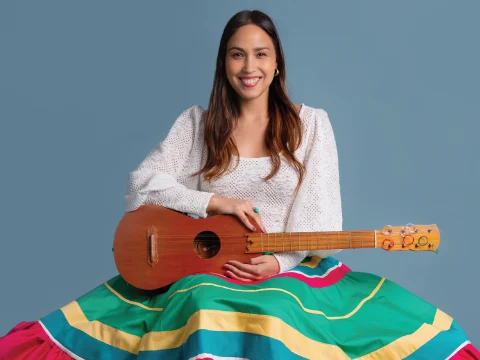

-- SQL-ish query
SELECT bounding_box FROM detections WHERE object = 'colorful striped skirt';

[1,256,478,359]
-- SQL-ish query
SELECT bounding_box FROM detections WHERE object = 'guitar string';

[121,234,430,247]
[133,231,375,239]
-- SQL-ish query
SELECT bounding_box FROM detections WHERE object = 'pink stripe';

[203,263,350,288]
[274,265,350,287]
[0,321,74,360]
[450,343,480,359]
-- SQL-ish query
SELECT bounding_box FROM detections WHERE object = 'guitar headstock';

[376,224,440,252]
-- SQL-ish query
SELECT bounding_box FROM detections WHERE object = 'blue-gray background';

[1,0,479,345]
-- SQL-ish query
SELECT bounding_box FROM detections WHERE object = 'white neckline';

[232,103,306,161]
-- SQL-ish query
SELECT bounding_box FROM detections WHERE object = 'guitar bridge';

[147,225,159,266]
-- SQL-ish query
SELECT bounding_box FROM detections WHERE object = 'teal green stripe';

[40,309,135,359]
[404,320,469,359]
[37,307,465,360]
[294,256,342,276]
[70,272,438,358]
[41,310,307,359]
[138,329,307,360]
[82,272,385,336]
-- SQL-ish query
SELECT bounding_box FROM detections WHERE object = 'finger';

[225,270,253,282]
[226,260,262,276]
[235,210,256,231]
[224,263,260,280]
[247,255,268,265]
[242,201,265,232]
[243,206,266,233]
[254,215,267,233]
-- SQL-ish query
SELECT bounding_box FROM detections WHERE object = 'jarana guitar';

[112,205,440,290]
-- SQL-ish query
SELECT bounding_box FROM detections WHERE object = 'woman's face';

[225,24,278,101]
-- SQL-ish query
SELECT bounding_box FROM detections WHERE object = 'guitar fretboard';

[246,230,376,253]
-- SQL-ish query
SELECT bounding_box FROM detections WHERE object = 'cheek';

[225,59,240,75]
[261,61,276,77]
[265,61,275,76]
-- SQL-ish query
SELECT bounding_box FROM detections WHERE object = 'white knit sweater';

[124,103,343,272]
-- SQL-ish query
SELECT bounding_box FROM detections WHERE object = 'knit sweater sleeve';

[273,108,343,272]
[124,105,215,218]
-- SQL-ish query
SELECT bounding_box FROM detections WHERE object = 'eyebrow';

[228,46,271,52]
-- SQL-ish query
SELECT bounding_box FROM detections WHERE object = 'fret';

[251,230,379,253]
[250,230,382,253]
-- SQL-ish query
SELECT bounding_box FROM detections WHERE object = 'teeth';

[241,77,260,85]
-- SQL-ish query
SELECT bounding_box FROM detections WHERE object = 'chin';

[237,93,261,100]
[234,87,268,100]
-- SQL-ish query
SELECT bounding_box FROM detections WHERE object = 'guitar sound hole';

[193,231,221,259]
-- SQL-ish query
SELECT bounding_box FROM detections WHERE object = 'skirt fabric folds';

[1,256,478,359]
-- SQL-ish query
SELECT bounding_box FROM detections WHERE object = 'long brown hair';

[193,10,305,194]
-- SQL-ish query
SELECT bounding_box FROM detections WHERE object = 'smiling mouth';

[239,77,261,87]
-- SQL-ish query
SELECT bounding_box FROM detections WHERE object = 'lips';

[239,77,261,87]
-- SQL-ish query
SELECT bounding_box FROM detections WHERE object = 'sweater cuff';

[273,251,309,273]
[195,191,215,219]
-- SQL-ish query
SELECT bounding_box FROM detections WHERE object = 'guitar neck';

[246,230,376,253]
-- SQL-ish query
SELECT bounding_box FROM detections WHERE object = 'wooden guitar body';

[113,204,260,290]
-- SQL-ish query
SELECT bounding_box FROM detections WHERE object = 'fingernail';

[251,226,256,231]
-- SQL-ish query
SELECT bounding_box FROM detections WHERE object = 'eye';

[232,53,243,58]
[258,52,267,57]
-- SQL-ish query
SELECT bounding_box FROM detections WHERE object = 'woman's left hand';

[223,255,280,281]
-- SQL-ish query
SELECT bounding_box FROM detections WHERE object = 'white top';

[124,103,343,272]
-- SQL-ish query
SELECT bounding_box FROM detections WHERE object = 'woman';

[1,9,478,360]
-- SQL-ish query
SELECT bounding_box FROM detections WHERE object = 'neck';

[246,230,377,253]
[237,93,269,124]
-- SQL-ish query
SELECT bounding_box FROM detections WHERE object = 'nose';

[242,55,257,73]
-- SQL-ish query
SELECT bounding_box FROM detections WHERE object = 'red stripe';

[450,343,480,359]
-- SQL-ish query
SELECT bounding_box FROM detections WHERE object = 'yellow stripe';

[60,294,452,359]
[61,301,141,354]
[61,301,349,357]
[354,309,453,360]
[141,309,349,358]
[168,277,385,319]
[298,256,322,268]
[103,282,163,311]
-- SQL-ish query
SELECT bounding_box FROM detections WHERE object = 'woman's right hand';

[207,195,266,233]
